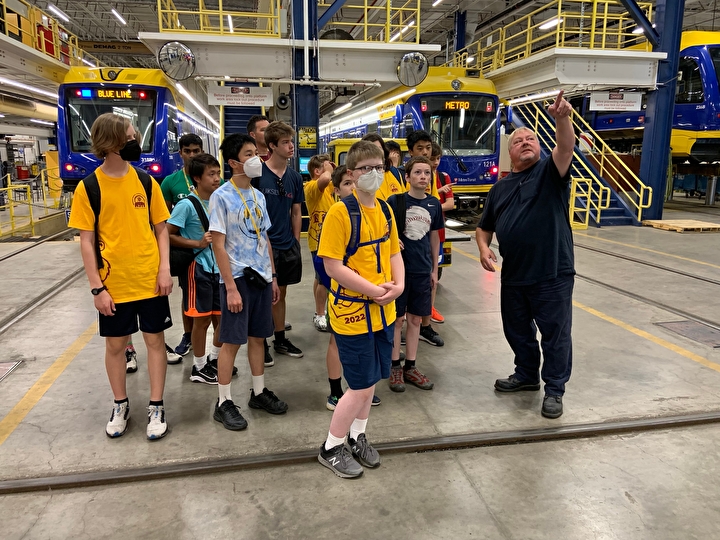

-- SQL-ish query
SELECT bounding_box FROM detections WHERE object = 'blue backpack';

[313,194,393,289]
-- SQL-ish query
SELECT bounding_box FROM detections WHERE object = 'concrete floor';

[3,425,719,539]
[1,203,720,537]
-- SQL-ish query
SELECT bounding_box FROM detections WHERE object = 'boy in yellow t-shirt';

[317,141,404,479]
[304,153,335,332]
[68,113,173,441]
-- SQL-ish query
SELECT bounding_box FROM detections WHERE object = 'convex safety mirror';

[397,52,429,87]
[158,41,196,81]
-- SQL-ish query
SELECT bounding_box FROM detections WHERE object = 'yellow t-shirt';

[376,170,405,201]
[318,194,400,335]
[68,167,171,303]
[304,179,336,252]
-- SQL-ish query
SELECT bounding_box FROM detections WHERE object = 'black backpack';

[168,196,210,277]
[83,166,154,269]
[389,192,407,236]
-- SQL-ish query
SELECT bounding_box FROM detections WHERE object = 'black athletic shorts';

[395,273,432,318]
[98,295,172,337]
[273,239,302,286]
[183,261,221,317]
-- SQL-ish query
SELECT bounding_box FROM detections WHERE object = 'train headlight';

[64,164,74,172]
[451,79,462,91]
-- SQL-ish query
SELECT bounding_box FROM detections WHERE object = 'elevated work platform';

[486,47,666,98]
[137,33,440,83]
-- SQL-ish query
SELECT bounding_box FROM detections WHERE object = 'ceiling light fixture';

[227,15,233,33]
[323,88,416,129]
[47,3,70,23]
[175,83,221,129]
[632,26,644,34]
[333,102,352,115]
[539,17,562,30]
[432,0,443,6]
[82,58,96,68]
[390,32,401,42]
[0,76,58,99]
[111,8,127,26]
[467,56,475,63]
[508,90,561,105]
[31,119,55,125]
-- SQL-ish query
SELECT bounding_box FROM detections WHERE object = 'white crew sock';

[252,375,265,396]
[193,355,206,369]
[209,345,221,360]
[350,418,368,441]
[324,432,346,452]
[218,383,232,405]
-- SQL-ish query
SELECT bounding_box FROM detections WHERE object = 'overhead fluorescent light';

[111,8,127,26]
[0,114,5,118]
[47,3,70,23]
[0,76,58,99]
[82,58,96,68]
[333,102,352,115]
[323,88,416,129]
[432,0,443,6]
[31,119,55,125]
[508,90,561,106]
[632,26,644,34]
[539,17,562,30]
[467,56,475,63]
[175,83,221,129]
[401,20,415,34]
[444,218,464,228]
[390,32,401,42]
[227,15,233,33]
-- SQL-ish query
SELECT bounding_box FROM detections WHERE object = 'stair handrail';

[519,101,612,223]
[570,110,653,221]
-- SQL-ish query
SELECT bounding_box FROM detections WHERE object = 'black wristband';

[272,273,278,278]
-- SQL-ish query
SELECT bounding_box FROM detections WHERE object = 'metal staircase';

[510,101,651,226]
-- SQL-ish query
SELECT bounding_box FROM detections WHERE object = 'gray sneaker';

[348,433,381,468]
[318,443,363,479]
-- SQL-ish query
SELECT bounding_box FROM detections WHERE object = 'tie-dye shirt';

[208,182,273,283]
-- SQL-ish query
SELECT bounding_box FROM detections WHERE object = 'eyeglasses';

[276,176,286,197]
[352,165,384,174]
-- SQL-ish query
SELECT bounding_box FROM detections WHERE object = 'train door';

[675,54,706,130]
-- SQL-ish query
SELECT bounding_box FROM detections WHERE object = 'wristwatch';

[91,286,107,296]
[271,273,278,278]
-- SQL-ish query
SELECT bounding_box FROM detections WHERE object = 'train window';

[419,95,497,155]
[379,117,393,139]
[676,57,704,104]
[709,47,720,90]
[65,88,156,153]
[166,99,179,153]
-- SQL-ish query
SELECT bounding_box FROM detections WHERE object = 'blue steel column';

[638,0,685,220]
[454,10,467,53]
[292,0,320,170]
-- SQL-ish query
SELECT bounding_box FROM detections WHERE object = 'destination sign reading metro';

[444,101,471,110]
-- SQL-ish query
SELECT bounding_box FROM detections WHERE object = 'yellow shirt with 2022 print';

[69,167,170,304]
[304,179,336,253]
[317,195,400,336]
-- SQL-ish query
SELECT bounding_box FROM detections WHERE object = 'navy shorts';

[219,277,274,345]
[183,261,221,317]
[395,273,432,317]
[273,239,302,286]
[99,295,172,338]
[333,326,393,390]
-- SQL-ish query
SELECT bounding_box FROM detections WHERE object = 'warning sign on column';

[298,127,317,149]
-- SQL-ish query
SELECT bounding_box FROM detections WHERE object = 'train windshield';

[65,88,157,153]
[420,95,497,156]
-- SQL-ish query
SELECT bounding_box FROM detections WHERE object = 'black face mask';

[118,139,142,162]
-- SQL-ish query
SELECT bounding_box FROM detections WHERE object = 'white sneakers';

[106,401,129,438]
[313,313,328,332]
[146,405,168,440]
[105,401,168,440]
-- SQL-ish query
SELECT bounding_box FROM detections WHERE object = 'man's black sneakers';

[248,388,288,414]
[213,399,248,431]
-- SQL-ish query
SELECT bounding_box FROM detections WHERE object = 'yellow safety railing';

[447,0,652,73]
[0,170,69,238]
[0,182,35,238]
[318,0,421,43]
[517,101,612,227]
[0,0,102,68]
[157,0,282,37]
[570,110,652,222]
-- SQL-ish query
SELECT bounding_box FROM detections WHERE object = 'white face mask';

[356,169,384,194]
[242,155,263,178]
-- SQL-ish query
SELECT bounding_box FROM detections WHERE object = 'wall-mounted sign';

[589,92,643,112]
[207,86,274,107]
[298,127,317,149]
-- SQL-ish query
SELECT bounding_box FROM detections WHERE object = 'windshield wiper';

[431,129,468,173]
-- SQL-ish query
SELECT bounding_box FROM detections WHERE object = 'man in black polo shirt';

[476,90,575,419]
[252,121,304,363]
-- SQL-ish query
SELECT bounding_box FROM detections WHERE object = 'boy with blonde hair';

[317,141,404,478]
